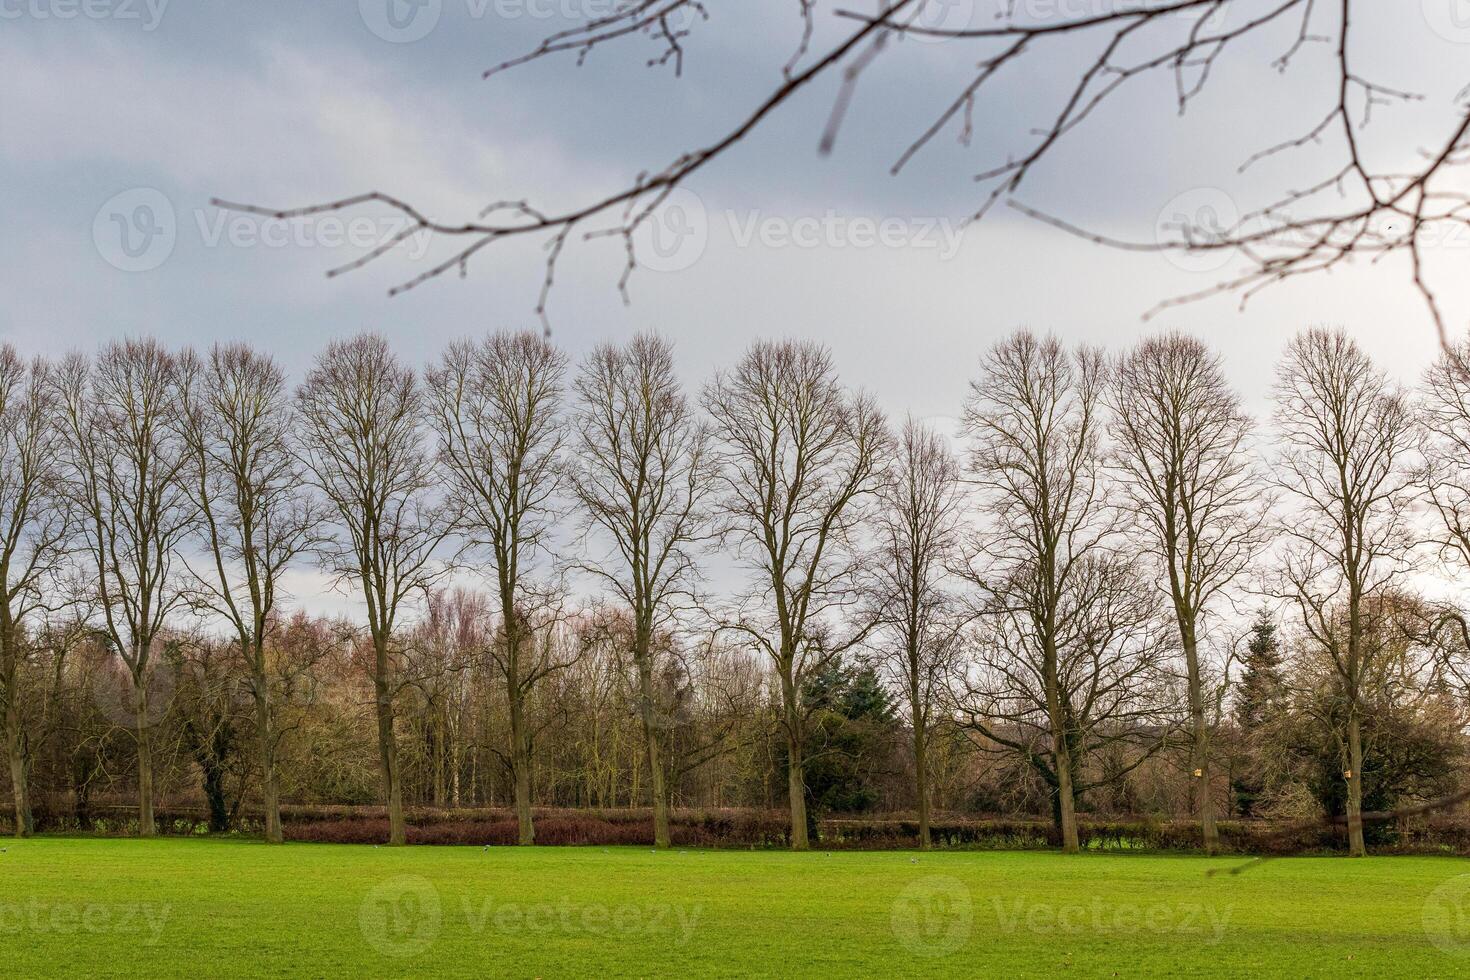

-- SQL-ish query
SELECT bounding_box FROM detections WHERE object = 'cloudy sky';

[4,0,1463,615]
[1,0,1466,533]
[6,1,1468,410]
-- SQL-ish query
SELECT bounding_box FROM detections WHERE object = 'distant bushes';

[821,815,1470,855]
[283,807,794,847]
[13,803,1470,855]
[18,803,794,847]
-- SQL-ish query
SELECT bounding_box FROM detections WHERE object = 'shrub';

[20,801,1470,854]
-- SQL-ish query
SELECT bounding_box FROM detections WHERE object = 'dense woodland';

[3,326,1470,855]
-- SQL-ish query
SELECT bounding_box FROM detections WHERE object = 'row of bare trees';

[944,327,1460,857]
[3,326,1470,855]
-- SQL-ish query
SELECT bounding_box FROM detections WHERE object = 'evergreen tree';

[1231,612,1287,816]
[1234,613,1286,730]
[782,657,899,842]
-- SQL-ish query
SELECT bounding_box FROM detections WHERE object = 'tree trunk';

[503,613,536,846]
[5,701,32,837]
[2,626,32,838]
[450,721,462,808]
[509,693,534,846]
[644,721,670,849]
[72,751,95,826]
[636,625,671,849]
[1345,713,1366,857]
[372,660,406,847]
[785,727,809,851]
[1194,747,1218,855]
[1053,750,1078,853]
[432,714,446,808]
[780,667,809,851]
[1183,629,1218,854]
[252,675,283,845]
[1044,651,1079,854]
[913,709,931,851]
[135,677,157,838]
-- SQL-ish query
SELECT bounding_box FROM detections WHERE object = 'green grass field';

[2,838,1469,977]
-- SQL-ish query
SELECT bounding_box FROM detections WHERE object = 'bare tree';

[0,349,67,837]
[52,339,194,837]
[296,334,450,846]
[702,340,889,850]
[869,416,964,850]
[427,330,567,845]
[1271,326,1417,857]
[568,333,713,848]
[957,555,1178,834]
[408,588,489,809]
[1108,332,1264,853]
[1415,337,1470,688]
[218,1,1470,338]
[175,344,319,844]
[960,330,1115,853]
[1419,336,1470,584]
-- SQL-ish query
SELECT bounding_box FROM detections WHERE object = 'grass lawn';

[2,838,1469,977]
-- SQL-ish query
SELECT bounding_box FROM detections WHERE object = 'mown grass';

[1,837,1468,977]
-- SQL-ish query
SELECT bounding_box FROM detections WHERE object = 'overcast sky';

[4,0,1468,611]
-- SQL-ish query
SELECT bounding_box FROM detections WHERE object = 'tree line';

[3,326,1470,855]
